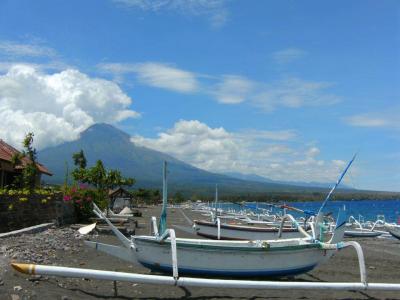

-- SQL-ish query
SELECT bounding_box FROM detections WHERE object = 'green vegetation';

[173,191,185,203]
[131,188,160,205]
[63,150,136,221]
[0,188,56,210]
[10,132,39,190]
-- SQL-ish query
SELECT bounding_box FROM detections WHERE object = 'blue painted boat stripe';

[139,260,317,277]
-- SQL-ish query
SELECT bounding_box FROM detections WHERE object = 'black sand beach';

[1,206,399,300]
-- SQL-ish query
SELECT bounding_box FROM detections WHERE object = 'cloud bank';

[99,62,341,111]
[0,64,139,149]
[131,119,349,182]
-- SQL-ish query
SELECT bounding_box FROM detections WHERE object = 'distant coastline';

[169,188,400,203]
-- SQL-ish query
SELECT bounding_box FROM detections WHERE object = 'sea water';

[218,199,400,224]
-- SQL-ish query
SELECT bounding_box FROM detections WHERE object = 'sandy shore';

[1,205,399,300]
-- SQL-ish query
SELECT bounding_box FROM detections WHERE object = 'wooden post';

[0,169,4,188]
[113,280,118,296]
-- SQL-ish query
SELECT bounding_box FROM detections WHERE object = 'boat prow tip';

[11,262,35,274]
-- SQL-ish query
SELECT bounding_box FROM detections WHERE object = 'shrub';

[63,184,106,222]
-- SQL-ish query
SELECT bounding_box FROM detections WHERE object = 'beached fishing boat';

[193,219,304,240]
[83,155,357,277]
[385,224,400,240]
[189,187,309,241]
[128,231,343,277]
[344,216,384,238]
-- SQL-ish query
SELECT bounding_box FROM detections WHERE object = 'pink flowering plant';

[63,184,96,221]
[65,150,135,221]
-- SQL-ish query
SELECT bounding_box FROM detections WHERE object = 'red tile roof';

[0,139,52,176]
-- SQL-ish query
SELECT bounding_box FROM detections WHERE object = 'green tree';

[135,188,151,203]
[70,156,135,211]
[106,169,135,190]
[10,133,38,190]
[87,160,107,190]
[72,150,87,169]
[152,189,161,201]
[174,191,185,203]
[23,133,39,190]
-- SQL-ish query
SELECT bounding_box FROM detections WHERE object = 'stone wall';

[0,192,76,233]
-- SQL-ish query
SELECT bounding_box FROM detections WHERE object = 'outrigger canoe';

[85,156,356,277]
[193,219,304,240]
[385,224,400,240]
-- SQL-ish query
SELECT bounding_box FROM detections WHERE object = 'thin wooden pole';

[0,169,4,188]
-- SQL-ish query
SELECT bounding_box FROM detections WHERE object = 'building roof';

[108,186,132,197]
[0,139,52,176]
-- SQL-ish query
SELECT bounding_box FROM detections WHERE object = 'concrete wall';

[0,192,76,233]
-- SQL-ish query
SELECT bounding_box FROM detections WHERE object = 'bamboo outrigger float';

[11,155,400,291]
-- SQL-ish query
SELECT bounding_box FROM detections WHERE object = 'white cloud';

[345,110,400,129]
[98,62,199,93]
[99,62,340,111]
[235,129,297,141]
[131,119,351,183]
[272,48,306,64]
[132,120,239,171]
[212,75,254,104]
[0,64,140,149]
[210,75,340,111]
[113,0,229,27]
[134,63,199,93]
[253,78,340,111]
[0,40,56,58]
[307,146,320,157]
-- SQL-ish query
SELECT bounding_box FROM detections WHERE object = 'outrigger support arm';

[278,214,312,239]
[92,203,132,249]
[370,219,385,232]
[157,228,179,280]
[318,241,367,286]
[151,216,159,236]
[217,218,221,240]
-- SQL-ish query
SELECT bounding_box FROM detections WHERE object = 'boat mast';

[315,153,357,237]
[214,184,218,222]
[158,161,168,235]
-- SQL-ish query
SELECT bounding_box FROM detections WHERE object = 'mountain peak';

[80,123,130,141]
[39,123,334,194]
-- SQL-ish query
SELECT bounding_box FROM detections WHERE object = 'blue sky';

[0,0,399,191]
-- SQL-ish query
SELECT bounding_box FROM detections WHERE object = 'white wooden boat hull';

[194,221,303,240]
[133,236,333,277]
